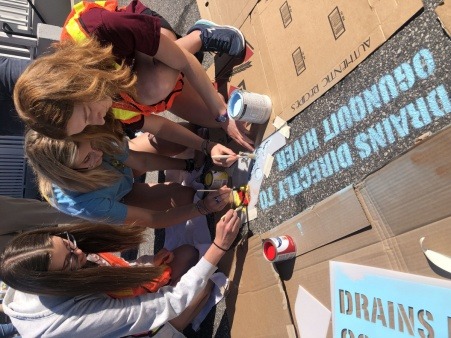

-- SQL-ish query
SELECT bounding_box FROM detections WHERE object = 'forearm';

[144,153,185,171]
[149,114,206,151]
[126,203,203,229]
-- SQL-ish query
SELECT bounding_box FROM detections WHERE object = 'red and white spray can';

[263,235,297,262]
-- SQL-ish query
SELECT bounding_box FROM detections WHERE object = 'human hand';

[210,143,238,167]
[220,119,255,151]
[153,248,174,266]
[201,186,232,213]
[213,209,241,251]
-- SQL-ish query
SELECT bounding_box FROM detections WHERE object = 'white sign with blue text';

[330,261,451,338]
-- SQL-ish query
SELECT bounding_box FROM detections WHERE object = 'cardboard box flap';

[208,0,423,140]
[371,0,425,39]
[357,126,451,237]
[261,185,370,256]
[255,0,423,124]
[435,0,451,37]
[396,216,451,277]
[224,235,295,337]
[196,0,259,28]
[207,16,283,141]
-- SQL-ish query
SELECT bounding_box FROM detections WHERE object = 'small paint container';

[227,89,272,124]
[263,235,297,262]
[204,170,229,189]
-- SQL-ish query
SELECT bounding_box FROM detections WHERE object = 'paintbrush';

[211,152,256,160]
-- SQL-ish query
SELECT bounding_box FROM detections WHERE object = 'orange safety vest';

[98,252,172,299]
[60,0,184,124]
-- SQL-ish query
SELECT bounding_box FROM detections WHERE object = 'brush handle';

[211,155,243,159]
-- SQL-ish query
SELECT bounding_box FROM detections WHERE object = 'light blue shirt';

[52,146,133,224]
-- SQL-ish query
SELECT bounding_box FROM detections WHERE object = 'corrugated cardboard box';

[202,0,423,139]
[222,125,451,337]
[196,0,258,29]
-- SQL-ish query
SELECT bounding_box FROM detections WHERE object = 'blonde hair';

[25,129,127,197]
[14,38,137,139]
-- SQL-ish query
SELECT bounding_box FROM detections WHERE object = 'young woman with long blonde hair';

[25,129,231,227]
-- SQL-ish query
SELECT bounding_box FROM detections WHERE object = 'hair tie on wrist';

[213,241,228,252]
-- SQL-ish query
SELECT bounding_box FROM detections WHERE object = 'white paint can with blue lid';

[227,89,272,124]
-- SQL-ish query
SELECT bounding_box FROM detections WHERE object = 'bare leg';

[167,245,199,284]
[174,31,202,54]
[123,182,195,211]
[169,78,221,128]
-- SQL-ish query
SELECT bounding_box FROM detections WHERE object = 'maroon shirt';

[79,0,161,65]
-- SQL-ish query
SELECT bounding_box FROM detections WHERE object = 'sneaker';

[187,19,245,57]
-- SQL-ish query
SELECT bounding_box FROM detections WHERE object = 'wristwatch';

[215,113,228,123]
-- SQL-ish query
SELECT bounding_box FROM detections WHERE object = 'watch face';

[216,114,228,123]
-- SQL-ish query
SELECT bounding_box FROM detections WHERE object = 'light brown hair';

[14,38,136,139]
[25,129,126,195]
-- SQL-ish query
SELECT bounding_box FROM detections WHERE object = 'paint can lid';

[263,241,276,261]
[227,90,244,118]
[204,172,213,186]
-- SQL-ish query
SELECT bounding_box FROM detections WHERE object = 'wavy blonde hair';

[14,38,136,139]
[25,129,127,197]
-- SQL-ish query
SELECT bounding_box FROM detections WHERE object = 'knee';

[139,67,179,105]
[177,244,199,267]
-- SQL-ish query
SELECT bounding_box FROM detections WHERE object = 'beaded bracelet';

[213,241,228,252]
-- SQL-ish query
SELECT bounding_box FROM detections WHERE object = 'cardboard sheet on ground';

[204,0,424,140]
[436,0,451,37]
[330,261,451,338]
[295,285,331,338]
[229,131,287,222]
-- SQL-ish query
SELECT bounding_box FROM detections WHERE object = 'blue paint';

[296,222,304,236]
[429,84,451,117]
[331,262,451,338]
[355,85,451,159]
[413,48,436,79]
[260,50,449,212]
[278,180,288,202]
[379,74,399,104]
[260,142,353,209]
[349,96,367,122]
[394,63,415,92]
[363,84,383,113]
[322,49,435,143]
[259,187,277,209]
[275,128,319,171]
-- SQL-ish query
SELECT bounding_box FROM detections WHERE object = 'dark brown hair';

[0,223,166,296]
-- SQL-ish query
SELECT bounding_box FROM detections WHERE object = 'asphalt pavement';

[123,0,450,336]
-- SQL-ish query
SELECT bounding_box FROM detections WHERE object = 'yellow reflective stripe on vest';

[65,1,108,43]
[112,107,141,121]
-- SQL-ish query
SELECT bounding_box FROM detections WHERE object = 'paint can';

[263,235,296,262]
[204,170,229,189]
[227,89,272,124]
